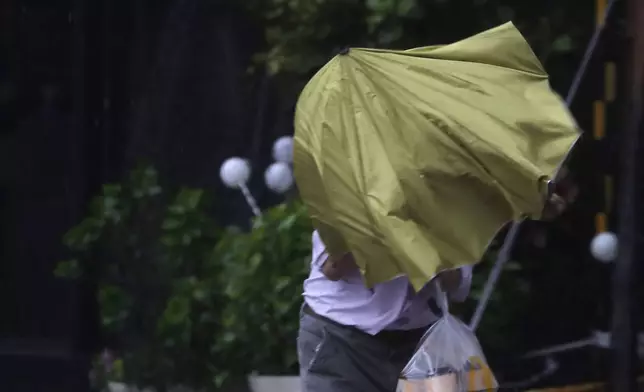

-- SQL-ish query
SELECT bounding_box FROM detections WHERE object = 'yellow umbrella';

[293,22,579,291]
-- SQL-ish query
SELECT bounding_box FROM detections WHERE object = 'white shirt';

[303,231,473,335]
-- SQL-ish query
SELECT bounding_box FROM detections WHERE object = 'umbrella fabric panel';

[294,22,579,290]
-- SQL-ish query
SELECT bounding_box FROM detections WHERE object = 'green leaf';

[396,0,417,16]
[277,214,297,232]
[162,217,185,230]
[168,205,186,214]
[193,288,208,302]
[274,301,290,316]
[54,259,81,279]
[160,234,178,246]
[266,7,284,19]
[225,282,241,299]
[221,310,238,328]
[366,13,386,33]
[249,253,263,271]
[222,332,235,343]
[102,184,122,198]
[63,218,104,250]
[366,0,396,13]
[132,190,144,198]
[98,286,131,331]
[267,57,282,75]
[111,359,124,381]
[162,296,191,324]
[143,165,158,179]
[274,276,291,292]
[552,35,574,53]
[147,185,162,196]
[175,276,198,293]
[213,372,229,388]
[174,188,204,210]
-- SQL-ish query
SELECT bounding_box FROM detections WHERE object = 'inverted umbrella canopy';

[293,22,579,291]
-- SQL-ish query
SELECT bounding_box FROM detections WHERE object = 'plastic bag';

[398,282,498,392]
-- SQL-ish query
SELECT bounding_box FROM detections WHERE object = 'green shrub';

[215,201,313,380]
[55,165,225,391]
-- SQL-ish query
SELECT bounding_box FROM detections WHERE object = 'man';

[297,232,471,392]
[297,181,577,392]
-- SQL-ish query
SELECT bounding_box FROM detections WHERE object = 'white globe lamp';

[590,231,618,263]
[219,157,262,217]
[272,136,294,163]
[220,157,251,189]
[264,162,294,194]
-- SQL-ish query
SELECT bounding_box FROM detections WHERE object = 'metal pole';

[469,220,523,331]
[610,0,644,390]
[566,0,619,105]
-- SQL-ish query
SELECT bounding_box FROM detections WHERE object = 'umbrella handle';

[469,219,524,331]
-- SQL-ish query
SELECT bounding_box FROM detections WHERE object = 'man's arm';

[437,266,473,303]
[311,231,356,281]
[322,253,357,281]
[311,231,328,269]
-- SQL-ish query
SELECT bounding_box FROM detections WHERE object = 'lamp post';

[219,136,295,218]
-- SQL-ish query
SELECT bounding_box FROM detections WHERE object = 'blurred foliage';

[58,169,530,383]
[212,199,528,377]
[242,0,588,84]
[215,201,313,379]
[90,351,125,390]
[55,165,226,391]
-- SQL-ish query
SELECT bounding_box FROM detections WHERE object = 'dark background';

[0,0,639,390]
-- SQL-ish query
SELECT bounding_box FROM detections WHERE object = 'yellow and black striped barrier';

[593,0,616,235]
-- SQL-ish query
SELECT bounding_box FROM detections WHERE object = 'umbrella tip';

[338,47,351,56]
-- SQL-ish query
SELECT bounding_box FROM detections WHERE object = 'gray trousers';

[297,305,427,392]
